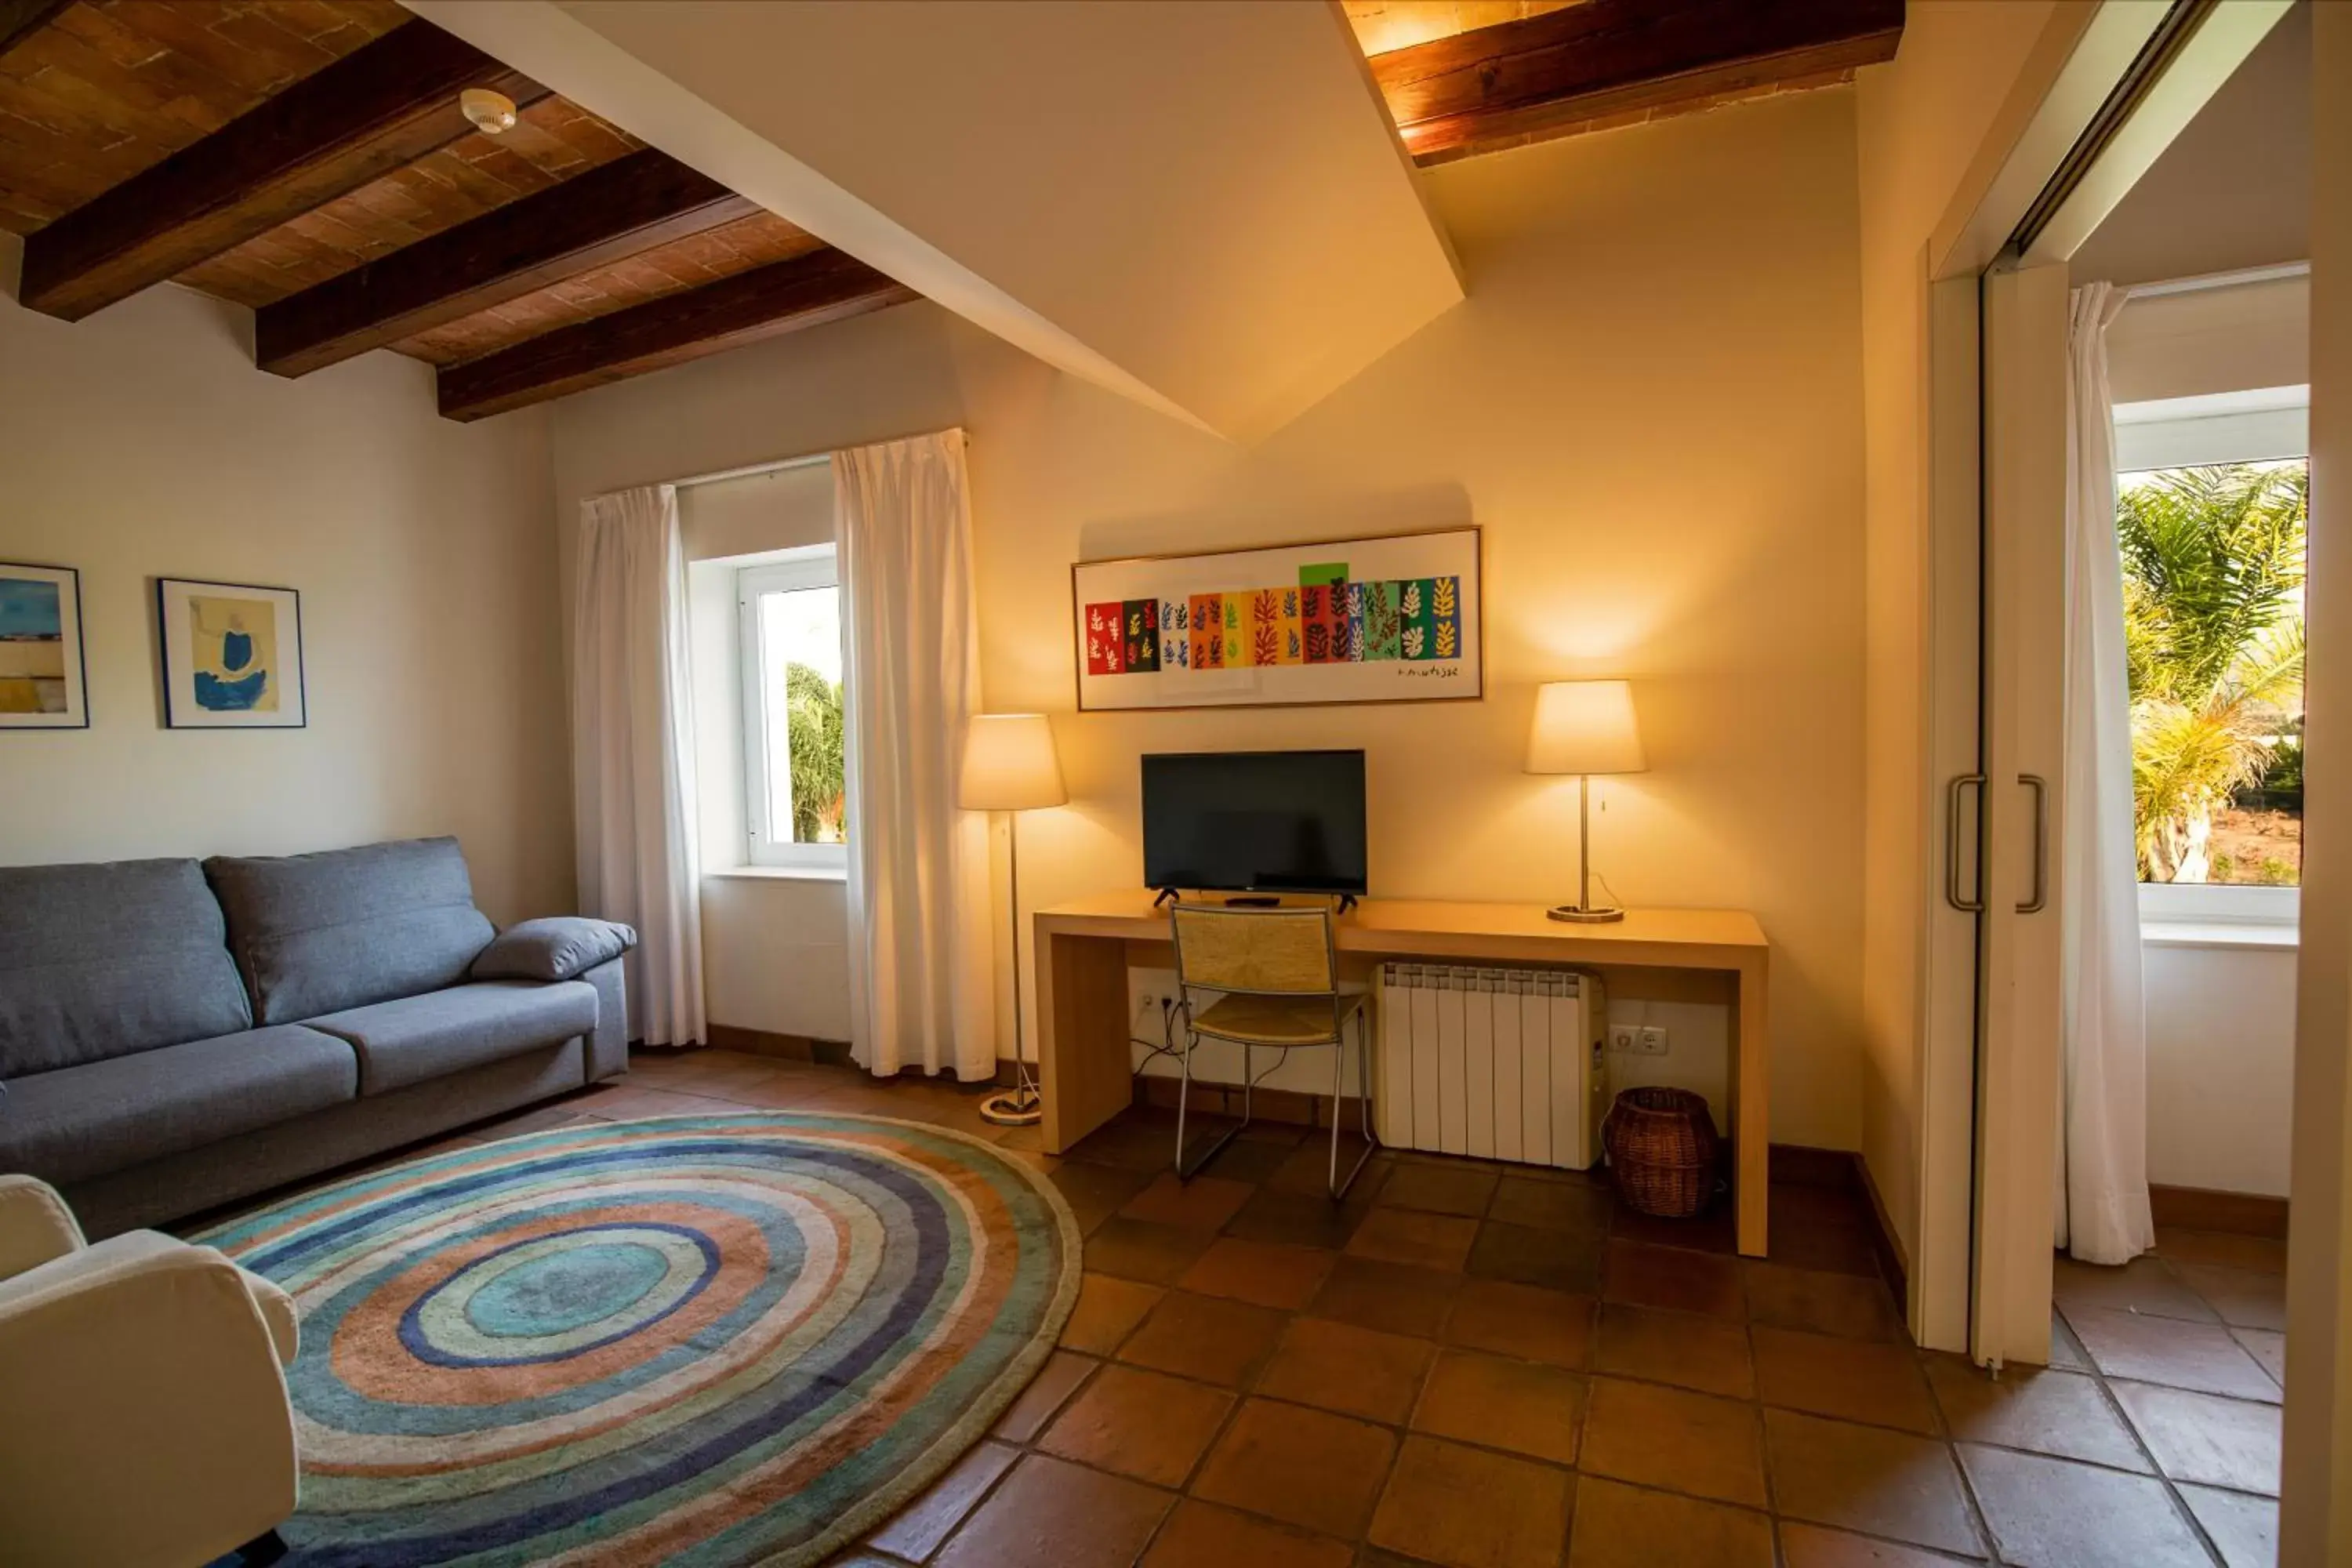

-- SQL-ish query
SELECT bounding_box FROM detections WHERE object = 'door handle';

[1945,774,1984,913]
[2018,774,2049,914]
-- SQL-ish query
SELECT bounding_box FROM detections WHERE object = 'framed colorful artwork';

[156,577,307,729]
[1071,527,1482,712]
[0,562,89,730]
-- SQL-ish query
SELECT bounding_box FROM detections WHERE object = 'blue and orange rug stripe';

[199,1112,1080,1567]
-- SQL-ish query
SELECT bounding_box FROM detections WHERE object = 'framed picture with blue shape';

[155,576,307,729]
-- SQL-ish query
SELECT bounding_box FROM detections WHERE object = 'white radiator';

[1374,964,1606,1171]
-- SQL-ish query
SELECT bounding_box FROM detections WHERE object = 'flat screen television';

[1142,749,1367,898]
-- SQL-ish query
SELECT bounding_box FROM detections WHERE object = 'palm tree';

[2118,463,2306,881]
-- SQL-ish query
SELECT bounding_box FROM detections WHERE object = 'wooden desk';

[1033,891,1773,1257]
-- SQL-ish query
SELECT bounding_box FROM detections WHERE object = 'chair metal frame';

[1166,902,1377,1199]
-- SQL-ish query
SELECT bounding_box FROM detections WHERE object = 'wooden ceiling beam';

[1372,0,1905,163]
[19,20,549,321]
[257,150,759,377]
[437,247,915,422]
[0,0,71,59]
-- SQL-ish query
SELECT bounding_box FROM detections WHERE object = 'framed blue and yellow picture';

[0,562,88,730]
[156,576,307,729]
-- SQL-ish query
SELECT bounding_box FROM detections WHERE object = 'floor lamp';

[960,713,1068,1127]
[1525,680,1647,923]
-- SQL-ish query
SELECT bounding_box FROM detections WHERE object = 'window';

[2117,448,2306,891]
[738,550,846,869]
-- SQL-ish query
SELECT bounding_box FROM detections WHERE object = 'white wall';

[554,90,1872,1147]
[2143,933,2296,1196]
[0,241,572,922]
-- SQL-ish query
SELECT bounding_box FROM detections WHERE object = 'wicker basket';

[1602,1087,1720,1219]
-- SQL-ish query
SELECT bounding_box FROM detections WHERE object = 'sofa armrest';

[472,916,638,983]
[0,1174,85,1282]
[0,1232,297,1567]
[581,955,631,1080]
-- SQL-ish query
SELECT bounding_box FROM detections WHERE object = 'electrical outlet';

[1638,1025,1669,1056]
[1608,1022,1641,1053]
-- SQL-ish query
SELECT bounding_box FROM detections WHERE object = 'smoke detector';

[460,88,518,136]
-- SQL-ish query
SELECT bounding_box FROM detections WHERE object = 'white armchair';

[0,1174,299,1568]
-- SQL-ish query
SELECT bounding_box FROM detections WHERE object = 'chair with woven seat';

[1167,903,1376,1197]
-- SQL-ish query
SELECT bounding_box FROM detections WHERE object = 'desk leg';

[1736,952,1770,1258]
[1039,931,1134,1155]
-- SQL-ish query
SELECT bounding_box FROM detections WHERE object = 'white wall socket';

[1607,1022,1642,1053]
[1638,1025,1669,1056]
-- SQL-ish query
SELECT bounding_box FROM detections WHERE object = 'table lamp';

[960,713,1069,1126]
[1524,680,1646,924]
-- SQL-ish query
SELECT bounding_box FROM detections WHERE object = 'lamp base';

[978,1086,1043,1127]
[1547,903,1625,924]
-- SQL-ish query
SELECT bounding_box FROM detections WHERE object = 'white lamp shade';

[960,713,1068,811]
[1525,680,1646,775]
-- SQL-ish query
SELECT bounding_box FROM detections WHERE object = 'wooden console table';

[1033,891,1773,1257]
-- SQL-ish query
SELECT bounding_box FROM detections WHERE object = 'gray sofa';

[0,837,633,1238]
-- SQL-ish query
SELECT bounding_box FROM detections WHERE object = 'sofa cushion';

[205,837,497,1025]
[0,859,253,1079]
[470,917,638,983]
[304,981,599,1096]
[0,1025,355,1187]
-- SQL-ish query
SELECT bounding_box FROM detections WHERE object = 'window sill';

[705,865,848,884]
[2141,920,2298,952]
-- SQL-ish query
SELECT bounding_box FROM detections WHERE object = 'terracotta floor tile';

[2112,1381,2282,1494]
[2234,1326,2285,1386]
[1369,1435,1574,1568]
[1776,1521,1986,1566]
[1410,1348,1584,1465]
[1443,1279,1595,1368]
[1921,1356,2147,1471]
[1566,1475,1773,1568]
[1743,1261,1904,1342]
[1066,1113,1188,1172]
[2180,1483,2279,1568]
[2052,1255,2218,1323]
[1753,1327,1938,1434]
[1192,1398,1398,1540]
[1223,1188,1373,1250]
[1592,1302,1754,1398]
[1059,1273,1165,1357]
[1047,1163,1159,1234]
[1468,1218,1607,1291]
[1265,1137,1388,1198]
[1138,1500,1354,1568]
[932,1453,1171,1568]
[1958,1443,2211,1568]
[1121,1171,1257,1231]
[1604,1240,1745,1320]
[1308,1256,1464,1338]
[2064,1305,2279,1402]
[1117,1290,1286,1388]
[1348,1207,1480,1271]
[1490,1173,1613,1234]
[867,1438,1018,1560]
[1086,1216,1220,1286]
[1189,1134,1305,1186]
[2172,1261,2288,1331]
[1609,1200,1740,1257]
[1177,1236,1337,1310]
[2153,1226,2285,1275]
[1379,1160,1502,1218]
[1764,1410,1981,1556]
[1578,1375,1766,1508]
[1762,1190,1881,1276]
[991,1350,1097,1441]
[1258,1316,1436,1425]
[1038,1363,1233,1487]
[2048,1311,2094,1372]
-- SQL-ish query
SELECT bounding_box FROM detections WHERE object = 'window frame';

[736,548,847,872]
[2114,385,2308,930]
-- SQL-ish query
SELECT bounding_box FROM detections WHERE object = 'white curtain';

[835,431,993,1080]
[572,484,706,1047]
[2056,281,2156,1264]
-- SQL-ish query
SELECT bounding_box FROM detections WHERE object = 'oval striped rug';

[200,1112,1080,1567]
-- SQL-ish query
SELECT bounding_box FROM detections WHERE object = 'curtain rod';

[669,426,972,492]
[2125,260,2309,301]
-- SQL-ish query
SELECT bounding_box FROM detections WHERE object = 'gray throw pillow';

[470,918,638,983]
